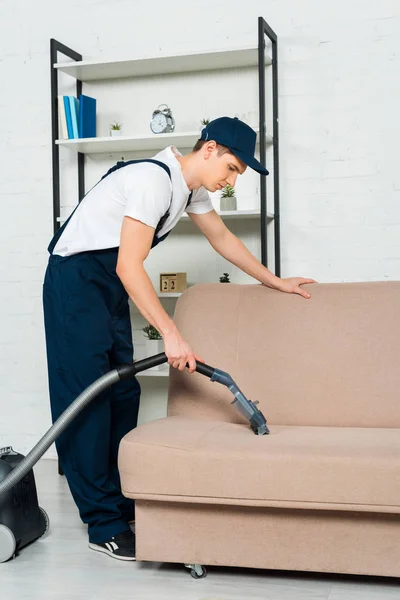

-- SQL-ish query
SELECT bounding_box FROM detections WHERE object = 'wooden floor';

[2,459,400,600]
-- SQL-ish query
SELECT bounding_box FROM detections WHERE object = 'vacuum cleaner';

[0,352,268,563]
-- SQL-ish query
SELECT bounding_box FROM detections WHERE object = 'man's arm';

[116,216,202,371]
[189,210,315,298]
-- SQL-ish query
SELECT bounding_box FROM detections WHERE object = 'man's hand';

[275,277,317,299]
[163,327,205,373]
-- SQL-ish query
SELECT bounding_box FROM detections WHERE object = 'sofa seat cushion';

[118,417,400,513]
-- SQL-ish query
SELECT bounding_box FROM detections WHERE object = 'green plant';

[219,272,230,283]
[142,324,162,340]
[201,118,210,126]
[110,120,122,131]
[221,184,235,198]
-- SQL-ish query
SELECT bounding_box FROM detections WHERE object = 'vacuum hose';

[0,353,268,497]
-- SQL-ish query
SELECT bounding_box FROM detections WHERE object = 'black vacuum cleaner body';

[0,447,49,562]
[0,353,268,562]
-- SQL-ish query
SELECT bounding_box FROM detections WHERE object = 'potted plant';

[110,120,122,137]
[219,273,230,283]
[200,117,209,132]
[220,184,237,211]
[142,324,165,370]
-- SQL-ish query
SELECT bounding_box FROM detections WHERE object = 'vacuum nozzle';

[208,369,269,435]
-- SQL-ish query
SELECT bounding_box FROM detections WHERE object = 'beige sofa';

[118,282,400,578]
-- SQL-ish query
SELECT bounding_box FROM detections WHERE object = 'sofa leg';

[184,563,207,579]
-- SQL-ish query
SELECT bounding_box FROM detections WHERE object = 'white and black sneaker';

[89,530,136,561]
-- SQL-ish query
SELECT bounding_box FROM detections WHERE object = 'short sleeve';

[185,186,214,214]
[122,165,172,229]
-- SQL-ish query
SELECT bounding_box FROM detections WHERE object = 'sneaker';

[89,530,136,561]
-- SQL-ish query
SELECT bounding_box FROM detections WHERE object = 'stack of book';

[58,95,96,139]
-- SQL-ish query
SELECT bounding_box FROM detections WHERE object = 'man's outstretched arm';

[189,210,316,299]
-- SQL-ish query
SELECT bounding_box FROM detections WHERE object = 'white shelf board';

[56,129,272,154]
[181,209,274,221]
[57,210,274,226]
[158,292,182,298]
[56,131,205,153]
[135,368,169,377]
[54,47,272,81]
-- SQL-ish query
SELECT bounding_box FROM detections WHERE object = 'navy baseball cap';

[200,116,269,175]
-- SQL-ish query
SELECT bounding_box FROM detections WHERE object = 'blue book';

[68,96,79,138]
[79,95,96,138]
[63,96,73,139]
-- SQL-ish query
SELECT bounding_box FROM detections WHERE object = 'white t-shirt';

[52,146,214,257]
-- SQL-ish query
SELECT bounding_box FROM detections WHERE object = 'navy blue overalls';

[43,159,191,544]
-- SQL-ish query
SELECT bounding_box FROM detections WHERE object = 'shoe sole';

[89,542,136,562]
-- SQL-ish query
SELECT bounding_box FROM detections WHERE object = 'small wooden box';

[159,272,187,293]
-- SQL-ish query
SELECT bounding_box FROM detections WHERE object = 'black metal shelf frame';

[50,39,85,237]
[258,16,280,276]
[50,16,280,273]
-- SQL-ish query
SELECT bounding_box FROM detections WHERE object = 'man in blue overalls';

[43,116,315,561]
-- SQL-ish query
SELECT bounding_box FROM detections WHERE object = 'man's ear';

[203,140,217,160]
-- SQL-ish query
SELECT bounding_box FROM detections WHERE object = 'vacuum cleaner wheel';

[38,507,50,539]
[0,524,16,563]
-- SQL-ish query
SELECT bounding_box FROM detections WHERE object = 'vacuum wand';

[118,353,269,436]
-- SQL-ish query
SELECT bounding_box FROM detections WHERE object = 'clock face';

[151,113,167,134]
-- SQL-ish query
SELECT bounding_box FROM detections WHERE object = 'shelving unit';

[50,16,280,274]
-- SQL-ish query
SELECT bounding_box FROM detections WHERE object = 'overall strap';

[47,203,79,254]
[102,159,192,208]
[101,159,192,236]
[100,158,171,182]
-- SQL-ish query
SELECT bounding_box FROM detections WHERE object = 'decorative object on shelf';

[59,95,85,140]
[219,273,230,283]
[220,184,237,211]
[150,104,175,134]
[142,324,165,370]
[160,272,187,293]
[142,324,162,340]
[200,118,210,132]
[79,95,97,138]
[110,120,122,137]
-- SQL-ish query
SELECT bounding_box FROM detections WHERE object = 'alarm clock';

[150,104,175,134]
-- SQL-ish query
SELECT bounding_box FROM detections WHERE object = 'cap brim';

[230,148,269,175]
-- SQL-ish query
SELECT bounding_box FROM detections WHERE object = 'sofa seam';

[120,489,400,510]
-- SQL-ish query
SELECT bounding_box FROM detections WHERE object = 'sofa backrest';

[167,282,400,428]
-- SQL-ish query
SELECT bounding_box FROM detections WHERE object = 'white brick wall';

[1,0,399,457]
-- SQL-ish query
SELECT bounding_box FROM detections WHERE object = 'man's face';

[202,146,247,192]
